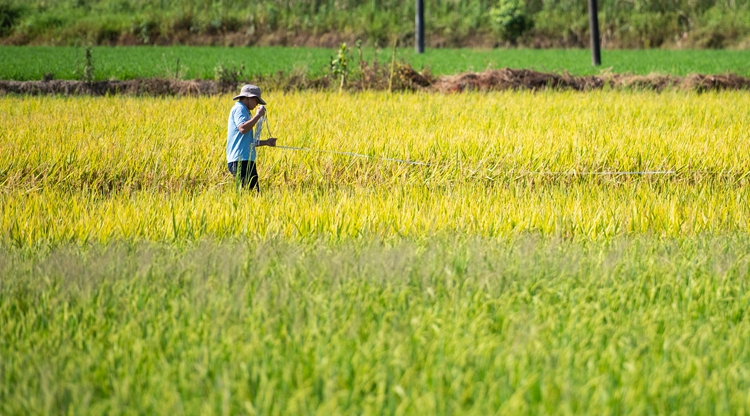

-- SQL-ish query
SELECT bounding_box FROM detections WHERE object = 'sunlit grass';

[2,236,750,414]
[2,91,750,414]
[1,91,749,246]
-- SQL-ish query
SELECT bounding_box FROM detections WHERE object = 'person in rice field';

[226,84,276,191]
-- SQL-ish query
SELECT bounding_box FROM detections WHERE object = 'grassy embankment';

[1,0,749,48]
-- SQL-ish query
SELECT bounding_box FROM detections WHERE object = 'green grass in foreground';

[2,236,750,414]
[2,46,750,81]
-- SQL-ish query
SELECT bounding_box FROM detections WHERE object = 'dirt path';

[1,68,748,96]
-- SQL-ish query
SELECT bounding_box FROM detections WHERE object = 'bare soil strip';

[430,68,750,92]
[1,68,749,95]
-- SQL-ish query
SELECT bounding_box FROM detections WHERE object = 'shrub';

[693,5,750,48]
[214,62,244,86]
[489,0,533,43]
[130,17,158,44]
[330,42,350,91]
[0,2,22,36]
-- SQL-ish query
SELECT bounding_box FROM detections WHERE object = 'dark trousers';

[228,160,259,192]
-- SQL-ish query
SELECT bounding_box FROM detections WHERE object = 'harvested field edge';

[1,68,749,95]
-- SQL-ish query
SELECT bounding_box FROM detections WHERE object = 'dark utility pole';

[415,0,425,53]
[587,0,601,65]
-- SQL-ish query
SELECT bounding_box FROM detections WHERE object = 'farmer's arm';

[237,108,265,134]
[236,106,276,147]
[256,138,277,147]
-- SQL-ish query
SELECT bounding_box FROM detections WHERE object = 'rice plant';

[1,91,749,245]
[1,91,749,414]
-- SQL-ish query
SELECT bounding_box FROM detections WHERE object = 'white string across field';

[258,115,728,177]
[274,145,677,175]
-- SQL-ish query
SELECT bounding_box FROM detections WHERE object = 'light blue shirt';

[226,102,256,162]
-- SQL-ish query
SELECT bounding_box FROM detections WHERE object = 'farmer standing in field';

[227,84,276,191]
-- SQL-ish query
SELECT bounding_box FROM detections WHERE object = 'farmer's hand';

[256,106,266,117]
[267,137,277,147]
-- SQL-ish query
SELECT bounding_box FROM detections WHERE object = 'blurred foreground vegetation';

[3,236,750,414]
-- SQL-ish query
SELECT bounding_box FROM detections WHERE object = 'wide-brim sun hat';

[233,84,267,105]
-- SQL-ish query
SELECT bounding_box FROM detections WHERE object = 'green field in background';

[2,46,750,80]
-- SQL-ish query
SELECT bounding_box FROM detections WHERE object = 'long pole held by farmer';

[226,84,277,192]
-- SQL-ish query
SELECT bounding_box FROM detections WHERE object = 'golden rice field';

[2,91,750,245]
[2,91,750,415]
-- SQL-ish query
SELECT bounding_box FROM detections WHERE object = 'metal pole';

[415,0,424,53]
[588,0,601,66]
